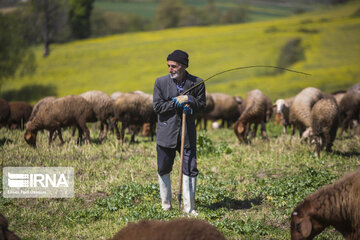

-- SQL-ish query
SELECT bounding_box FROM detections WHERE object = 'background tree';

[69,0,95,39]
[30,0,69,57]
[0,12,35,90]
[153,0,185,29]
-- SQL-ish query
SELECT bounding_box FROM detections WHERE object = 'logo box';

[3,167,74,198]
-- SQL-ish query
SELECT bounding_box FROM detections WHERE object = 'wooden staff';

[177,111,186,214]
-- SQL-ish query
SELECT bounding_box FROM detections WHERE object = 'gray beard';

[170,72,180,79]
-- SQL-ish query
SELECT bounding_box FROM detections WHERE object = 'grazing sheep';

[0,213,21,240]
[348,82,360,93]
[206,93,241,128]
[113,92,156,143]
[338,90,360,135]
[331,90,346,106]
[273,97,294,134]
[111,91,123,101]
[24,95,95,147]
[0,98,10,128]
[80,90,116,140]
[289,87,323,139]
[310,97,339,157]
[234,89,268,144]
[111,218,226,240]
[29,96,57,121]
[7,101,33,130]
[265,95,273,123]
[290,168,360,240]
[196,92,215,131]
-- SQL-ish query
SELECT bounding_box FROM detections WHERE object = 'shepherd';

[153,50,206,215]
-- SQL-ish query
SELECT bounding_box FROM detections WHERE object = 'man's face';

[168,60,185,80]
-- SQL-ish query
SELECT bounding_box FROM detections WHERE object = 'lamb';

[0,98,10,128]
[80,90,116,140]
[338,90,360,135]
[24,95,95,147]
[7,101,33,130]
[206,93,241,128]
[111,218,226,240]
[113,92,156,143]
[273,97,294,134]
[290,168,360,240]
[310,97,339,157]
[234,89,268,144]
[289,87,323,139]
[0,213,21,240]
[196,92,215,131]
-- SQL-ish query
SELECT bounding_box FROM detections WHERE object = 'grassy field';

[1,122,359,239]
[1,1,360,104]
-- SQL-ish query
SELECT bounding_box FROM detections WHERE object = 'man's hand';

[172,95,188,108]
[183,104,193,115]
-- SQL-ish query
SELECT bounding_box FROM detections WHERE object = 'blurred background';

[0,0,358,103]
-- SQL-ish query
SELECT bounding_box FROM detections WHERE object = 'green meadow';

[1,123,359,239]
[2,1,360,103]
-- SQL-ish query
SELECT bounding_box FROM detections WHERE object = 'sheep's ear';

[25,131,32,141]
[300,216,312,238]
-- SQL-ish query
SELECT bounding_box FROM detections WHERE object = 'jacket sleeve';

[153,78,175,114]
[187,81,206,113]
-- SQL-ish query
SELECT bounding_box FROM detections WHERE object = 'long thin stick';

[177,111,186,214]
[181,65,311,95]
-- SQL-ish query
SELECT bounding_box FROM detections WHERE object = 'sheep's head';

[290,201,325,240]
[24,129,37,148]
[234,120,246,143]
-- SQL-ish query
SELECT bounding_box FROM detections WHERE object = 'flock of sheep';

[1,83,360,239]
[1,83,359,155]
[0,84,358,142]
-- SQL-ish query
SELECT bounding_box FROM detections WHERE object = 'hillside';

[1,1,360,103]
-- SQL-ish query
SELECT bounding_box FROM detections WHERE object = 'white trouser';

[183,174,197,215]
[158,173,172,210]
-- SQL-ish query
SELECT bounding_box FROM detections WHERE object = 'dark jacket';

[153,72,206,148]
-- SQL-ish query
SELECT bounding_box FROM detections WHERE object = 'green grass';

[1,122,359,239]
[2,1,360,103]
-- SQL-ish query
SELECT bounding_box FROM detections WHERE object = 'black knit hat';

[167,50,189,67]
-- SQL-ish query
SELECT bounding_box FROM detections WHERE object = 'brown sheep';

[310,97,339,157]
[7,101,33,130]
[289,87,323,139]
[331,90,346,106]
[339,90,360,136]
[80,90,116,140]
[24,95,95,147]
[111,218,226,240]
[196,92,215,131]
[0,213,21,240]
[273,97,295,134]
[113,92,156,143]
[0,98,10,128]
[206,93,241,128]
[234,89,268,144]
[290,168,360,240]
[29,96,57,121]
